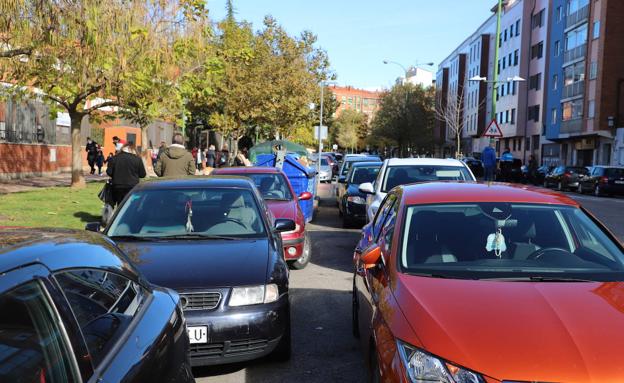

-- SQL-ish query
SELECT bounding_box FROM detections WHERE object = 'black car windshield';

[400,203,624,281]
[341,157,380,176]
[349,166,380,185]
[383,165,473,192]
[108,188,266,238]
[242,173,293,201]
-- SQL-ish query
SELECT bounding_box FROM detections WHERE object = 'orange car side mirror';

[360,244,381,269]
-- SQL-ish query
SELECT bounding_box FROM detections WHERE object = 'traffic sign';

[483,119,503,138]
[314,125,328,140]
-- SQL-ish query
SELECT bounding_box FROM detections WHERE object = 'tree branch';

[83,100,119,115]
[0,47,32,58]
[44,94,70,111]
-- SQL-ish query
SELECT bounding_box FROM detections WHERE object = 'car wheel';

[290,234,311,270]
[595,185,603,197]
[352,277,360,338]
[271,313,291,362]
[543,180,549,188]
[342,214,353,228]
[577,184,584,194]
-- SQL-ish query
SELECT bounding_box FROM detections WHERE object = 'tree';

[371,83,435,157]
[434,85,481,158]
[334,109,367,152]
[0,0,58,58]
[0,0,206,187]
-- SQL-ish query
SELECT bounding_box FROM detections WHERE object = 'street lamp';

[383,60,434,83]
[313,80,337,179]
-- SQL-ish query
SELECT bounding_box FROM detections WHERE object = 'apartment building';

[329,85,382,123]
[545,0,624,167]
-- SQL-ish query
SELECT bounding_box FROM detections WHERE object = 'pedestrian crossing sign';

[483,119,503,138]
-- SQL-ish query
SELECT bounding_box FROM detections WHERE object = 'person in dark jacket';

[154,133,195,177]
[95,145,105,176]
[206,145,216,168]
[85,137,98,175]
[216,144,230,168]
[482,139,497,181]
[106,142,146,206]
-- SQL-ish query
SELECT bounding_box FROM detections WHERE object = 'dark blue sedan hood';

[114,239,269,290]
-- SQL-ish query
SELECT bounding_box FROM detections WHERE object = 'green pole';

[492,0,503,121]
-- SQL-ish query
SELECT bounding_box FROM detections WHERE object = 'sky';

[209,0,496,91]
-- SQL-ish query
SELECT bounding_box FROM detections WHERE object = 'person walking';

[106,142,146,207]
[482,139,497,182]
[195,147,204,172]
[154,133,195,177]
[216,144,230,168]
[500,147,514,182]
[206,145,216,168]
[235,147,251,166]
[112,136,125,153]
[527,154,538,185]
[95,145,105,176]
[85,137,98,175]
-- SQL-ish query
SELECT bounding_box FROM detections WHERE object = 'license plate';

[615,180,624,184]
[187,326,208,344]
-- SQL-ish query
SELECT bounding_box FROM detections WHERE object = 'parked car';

[0,228,194,383]
[211,167,312,269]
[578,166,624,196]
[88,177,293,366]
[353,182,624,382]
[336,154,382,183]
[336,161,382,227]
[531,164,556,185]
[462,157,484,178]
[543,165,589,191]
[359,158,475,222]
[496,158,524,183]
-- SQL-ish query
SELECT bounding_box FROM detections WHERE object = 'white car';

[359,158,476,222]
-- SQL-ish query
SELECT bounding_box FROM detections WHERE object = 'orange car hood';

[395,275,624,382]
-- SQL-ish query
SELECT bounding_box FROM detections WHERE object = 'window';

[562,99,584,121]
[554,40,561,56]
[528,105,541,122]
[504,29,508,42]
[565,24,588,51]
[513,138,517,151]
[382,166,473,193]
[518,138,522,152]
[588,100,596,118]
[532,135,540,151]
[497,59,501,73]
[529,73,542,90]
[0,282,78,382]
[516,19,521,36]
[564,61,586,86]
[55,269,148,366]
[505,110,510,124]
[381,201,398,254]
[510,24,514,36]
[553,74,559,91]
[511,108,516,125]
[593,21,601,39]
[590,61,598,80]
[552,107,558,124]
[567,0,590,16]
[526,137,532,151]
[503,57,506,69]
[512,81,517,95]
[514,49,519,66]
[372,195,396,240]
[532,9,545,29]
[556,6,563,22]
[531,41,544,59]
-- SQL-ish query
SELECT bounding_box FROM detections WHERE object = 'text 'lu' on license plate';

[187,326,208,344]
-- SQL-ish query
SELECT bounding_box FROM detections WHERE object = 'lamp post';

[312,81,337,180]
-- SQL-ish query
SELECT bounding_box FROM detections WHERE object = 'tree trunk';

[70,112,86,188]
[456,131,461,159]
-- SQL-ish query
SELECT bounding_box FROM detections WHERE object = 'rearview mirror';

[85,222,102,232]
[299,191,312,201]
[274,219,296,233]
[360,244,381,268]
[359,182,375,194]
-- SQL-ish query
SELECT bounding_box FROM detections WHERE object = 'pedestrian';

[235,147,251,166]
[154,133,195,177]
[206,144,216,168]
[216,144,230,168]
[528,154,538,185]
[85,137,98,175]
[106,142,146,207]
[482,139,497,182]
[95,145,105,176]
[112,136,125,153]
[501,147,514,182]
[195,147,204,172]
[104,152,114,165]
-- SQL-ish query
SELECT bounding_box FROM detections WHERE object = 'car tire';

[595,185,603,197]
[342,215,353,228]
[352,277,360,338]
[577,184,584,194]
[271,313,291,362]
[290,234,311,270]
[543,180,549,188]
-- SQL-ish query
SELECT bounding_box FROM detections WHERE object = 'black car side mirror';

[338,176,346,184]
[274,219,296,233]
[85,222,102,232]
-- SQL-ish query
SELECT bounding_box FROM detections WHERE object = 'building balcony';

[565,5,589,30]
[563,44,586,65]
[562,81,585,99]
[560,119,584,134]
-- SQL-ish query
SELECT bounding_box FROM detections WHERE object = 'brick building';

[328,85,382,123]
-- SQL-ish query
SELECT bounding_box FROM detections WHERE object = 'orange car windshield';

[400,203,624,281]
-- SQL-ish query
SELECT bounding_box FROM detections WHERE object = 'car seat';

[405,211,457,265]
[139,192,187,234]
[507,212,540,260]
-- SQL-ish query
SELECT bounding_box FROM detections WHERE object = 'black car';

[337,161,382,227]
[336,155,382,183]
[90,177,293,366]
[0,228,194,383]
[578,166,624,196]
[544,165,589,191]
[462,157,484,178]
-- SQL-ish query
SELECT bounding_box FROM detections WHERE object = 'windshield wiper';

[157,233,239,240]
[477,276,597,282]
[108,235,154,241]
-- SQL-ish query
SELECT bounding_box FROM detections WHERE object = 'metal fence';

[0,100,58,144]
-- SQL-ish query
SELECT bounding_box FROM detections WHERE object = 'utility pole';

[318,85,324,178]
[492,0,503,123]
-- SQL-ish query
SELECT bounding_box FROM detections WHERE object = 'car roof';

[346,155,381,162]
[211,167,282,175]
[0,228,138,278]
[134,175,256,190]
[350,161,383,168]
[400,182,580,207]
[386,158,467,167]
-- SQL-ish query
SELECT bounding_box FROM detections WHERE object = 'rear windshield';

[243,173,293,201]
[341,157,381,175]
[382,165,473,192]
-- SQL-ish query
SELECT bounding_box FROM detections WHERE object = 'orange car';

[353,182,624,383]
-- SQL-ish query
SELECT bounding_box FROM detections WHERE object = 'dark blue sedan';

[337,161,382,227]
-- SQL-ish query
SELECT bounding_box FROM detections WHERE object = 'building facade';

[405,68,434,87]
[329,85,382,123]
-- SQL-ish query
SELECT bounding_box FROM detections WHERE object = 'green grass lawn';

[0,183,103,229]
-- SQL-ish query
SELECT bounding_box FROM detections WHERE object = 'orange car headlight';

[396,340,484,383]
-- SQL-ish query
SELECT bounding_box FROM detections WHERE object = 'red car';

[212,167,312,269]
[353,182,624,382]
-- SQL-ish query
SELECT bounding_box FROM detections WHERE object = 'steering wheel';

[217,218,248,229]
[527,247,570,261]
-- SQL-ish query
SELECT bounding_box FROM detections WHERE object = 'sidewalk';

[0,173,108,194]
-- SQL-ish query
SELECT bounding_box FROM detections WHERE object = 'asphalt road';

[194,184,623,383]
